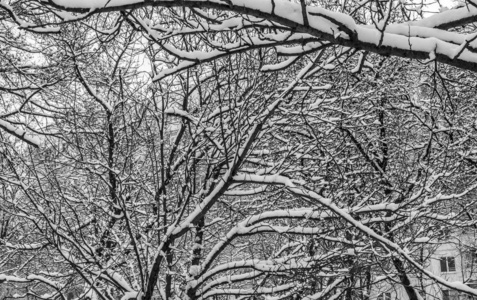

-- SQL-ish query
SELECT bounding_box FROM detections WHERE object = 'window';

[442,290,459,300]
[465,250,477,268]
[440,257,456,273]
[377,292,391,300]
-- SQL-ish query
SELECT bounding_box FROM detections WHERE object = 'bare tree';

[3,1,477,300]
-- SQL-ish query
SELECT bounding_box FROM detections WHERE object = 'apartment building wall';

[374,235,477,300]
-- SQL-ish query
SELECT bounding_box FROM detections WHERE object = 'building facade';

[375,234,477,300]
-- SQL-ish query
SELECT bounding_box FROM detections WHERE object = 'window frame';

[465,250,477,269]
[440,256,456,273]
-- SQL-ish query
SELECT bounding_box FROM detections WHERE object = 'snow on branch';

[42,0,477,72]
[0,1,60,33]
[0,119,40,148]
[287,185,477,298]
[200,283,295,299]
[0,273,62,290]
[0,274,29,283]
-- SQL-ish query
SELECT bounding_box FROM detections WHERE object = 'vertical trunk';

[187,217,205,300]
[345,231,357,300]
[365,266,371,300]
[165,244,173,300]
[96,113,119,258]
[392,257,419,300]
[144,241,170,300]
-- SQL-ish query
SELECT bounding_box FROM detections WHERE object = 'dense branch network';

[1,1,477,300]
